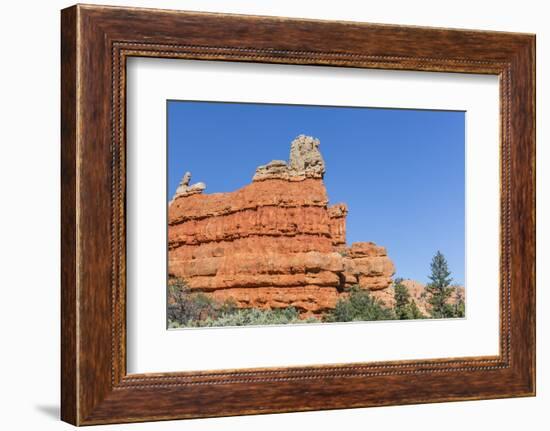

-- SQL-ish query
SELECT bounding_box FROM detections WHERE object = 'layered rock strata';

[168,135,395,316]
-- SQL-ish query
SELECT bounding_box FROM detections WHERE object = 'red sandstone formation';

[168,135,395,316]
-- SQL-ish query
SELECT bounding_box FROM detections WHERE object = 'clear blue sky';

[167,101,465,285]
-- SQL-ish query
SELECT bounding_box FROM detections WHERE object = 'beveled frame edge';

[61,4,535,426]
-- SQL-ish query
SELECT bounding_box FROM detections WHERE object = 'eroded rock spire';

[253,134,326,181]
[170,171,206,205]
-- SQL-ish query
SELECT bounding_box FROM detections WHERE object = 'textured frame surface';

[61,4,535,425]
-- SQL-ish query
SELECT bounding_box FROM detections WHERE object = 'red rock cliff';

[168,135,395,316]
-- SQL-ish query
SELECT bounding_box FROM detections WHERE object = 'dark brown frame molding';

[61,4,536,425]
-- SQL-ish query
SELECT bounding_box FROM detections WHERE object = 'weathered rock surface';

[252,134,325,182]
[168,135,395,316]
[170,171,206,204]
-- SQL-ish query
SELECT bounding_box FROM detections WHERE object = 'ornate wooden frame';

[61,4,535,425]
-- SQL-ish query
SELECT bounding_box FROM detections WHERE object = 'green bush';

[167,278,321,328]
[452,286,466,318]
[167,279,220,325]
[195,307,320,327]
[324,286,395,322]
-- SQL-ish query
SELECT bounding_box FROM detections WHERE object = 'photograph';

[167,101,466,328]
[44,1,536,426]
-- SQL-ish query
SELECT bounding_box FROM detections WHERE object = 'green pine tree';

[394,278,425,319]
[426,251,454,318]
[394,278,411,320]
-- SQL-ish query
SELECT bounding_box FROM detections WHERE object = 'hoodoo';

[168,135,395,316]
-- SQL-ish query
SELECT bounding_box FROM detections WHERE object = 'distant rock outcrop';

[168,135,395,316]
[370,279,466,317]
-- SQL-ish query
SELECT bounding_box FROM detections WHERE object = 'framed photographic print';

[61,4,535,425]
